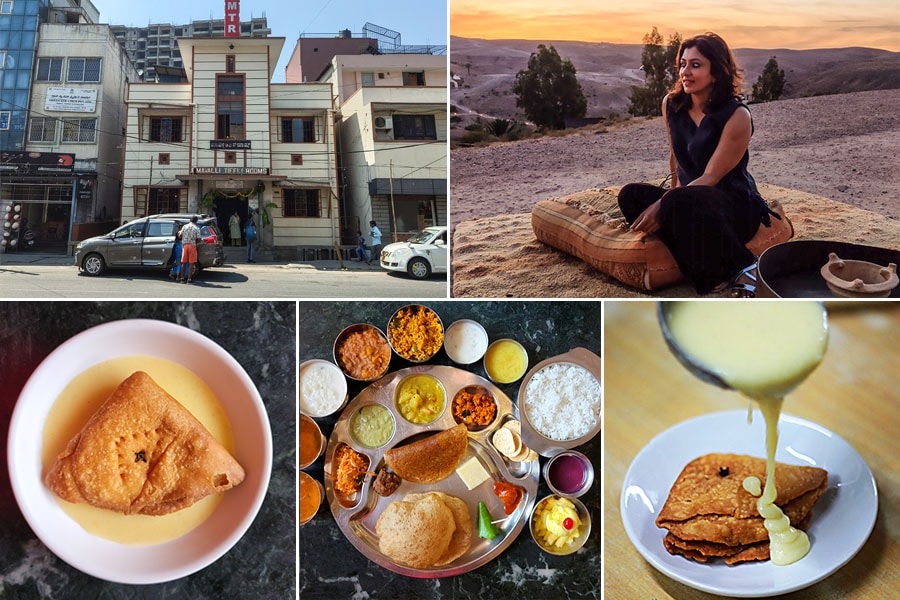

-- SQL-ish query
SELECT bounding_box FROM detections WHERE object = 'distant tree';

[628,27,682,117]
[752,56,786,102]
[512,44,586,129]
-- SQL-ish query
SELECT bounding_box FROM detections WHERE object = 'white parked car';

[379,226,448,280]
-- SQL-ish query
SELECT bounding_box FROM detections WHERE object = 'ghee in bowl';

[394,373,446,424]
[349,404,395,448]
[484,339,529,384]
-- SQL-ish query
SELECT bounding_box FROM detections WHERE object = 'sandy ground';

[450,89,900,297]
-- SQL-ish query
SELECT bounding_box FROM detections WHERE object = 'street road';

[0,263,448,298]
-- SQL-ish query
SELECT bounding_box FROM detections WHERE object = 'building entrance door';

[213,194,249,246]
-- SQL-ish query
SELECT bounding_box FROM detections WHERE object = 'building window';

[0,111,10,130]
[361,71,375,86]
[280,117,315,143]
[158,153,170,165]
[392,115,437,140]
[28,117,56,142]
[148,188,182,214]
[224,151,236,163]
[0,51,6,69]
[283,188,320,217]
[0,1,12,15]
[61,118,97,143]
[226,55,235,73]
[149,117,183,142]
[68,58,102,82]
[402,71,425,86]
[216,75,245,139]
[36,57,63,81]
[290,154,303,166]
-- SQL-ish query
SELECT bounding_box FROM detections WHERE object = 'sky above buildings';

[450,0,900,51]
[92,0,449,82]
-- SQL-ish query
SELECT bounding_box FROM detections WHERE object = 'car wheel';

[407,257,431,280]
[82,253,106,276]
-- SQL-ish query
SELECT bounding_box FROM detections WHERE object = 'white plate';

[7,319,272,584]
[620,410,877,598]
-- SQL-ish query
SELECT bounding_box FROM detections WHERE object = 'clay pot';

[820,252,899,298]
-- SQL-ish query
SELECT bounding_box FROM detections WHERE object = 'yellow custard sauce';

[667,301,828,565]
[42,355,236,545]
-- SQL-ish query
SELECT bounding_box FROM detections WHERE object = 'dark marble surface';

[298,301,602,600]
[0,302,296,599]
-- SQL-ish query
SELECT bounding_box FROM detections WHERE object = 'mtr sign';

[225,0,240,38]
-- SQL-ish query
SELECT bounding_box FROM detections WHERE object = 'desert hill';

[450,36,900,121]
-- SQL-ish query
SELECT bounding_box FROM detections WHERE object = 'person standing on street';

[245,217,258,263]
[228,211,241,246]
[366,220,382,265]
[179,215,201,283]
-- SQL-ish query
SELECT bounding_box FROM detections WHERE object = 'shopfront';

[0,152,75,252]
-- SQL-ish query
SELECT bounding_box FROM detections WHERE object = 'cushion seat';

[531,187,793,291]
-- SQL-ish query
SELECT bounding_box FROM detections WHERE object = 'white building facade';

[121,36,339,256]
[322,54,447,245]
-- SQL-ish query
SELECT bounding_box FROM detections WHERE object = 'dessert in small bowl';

[529,494,591,556]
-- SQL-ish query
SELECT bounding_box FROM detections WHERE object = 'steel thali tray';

[324,365,540,578]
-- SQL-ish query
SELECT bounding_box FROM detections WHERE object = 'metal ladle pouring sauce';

[657,301,828,397]
[656,301,829,566]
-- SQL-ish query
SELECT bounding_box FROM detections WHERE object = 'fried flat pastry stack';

[656,453,827,564]
[45,371,245,516]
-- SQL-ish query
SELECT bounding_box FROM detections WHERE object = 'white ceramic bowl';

[7,319,272,584]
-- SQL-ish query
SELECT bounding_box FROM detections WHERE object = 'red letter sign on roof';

[225,0,240,38]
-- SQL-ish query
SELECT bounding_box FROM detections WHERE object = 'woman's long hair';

[668,33,743,113]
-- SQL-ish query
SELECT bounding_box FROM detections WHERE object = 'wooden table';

[603,301,900,599]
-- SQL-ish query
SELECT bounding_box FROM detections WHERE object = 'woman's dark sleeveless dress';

[618,96,776,293]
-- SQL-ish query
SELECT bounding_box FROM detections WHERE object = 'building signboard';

[192,166,269,175]
[225,0,240,38]
[44,87,98,112]
[0,151,75,174]
[210,140,251,150]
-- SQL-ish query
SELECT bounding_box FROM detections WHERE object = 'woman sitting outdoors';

[618,32,780,294]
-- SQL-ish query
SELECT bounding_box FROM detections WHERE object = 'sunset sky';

[451,0,900,51]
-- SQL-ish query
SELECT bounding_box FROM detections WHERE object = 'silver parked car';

[75,214,225,276]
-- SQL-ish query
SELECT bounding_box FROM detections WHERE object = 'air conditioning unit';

[374,116,392,129]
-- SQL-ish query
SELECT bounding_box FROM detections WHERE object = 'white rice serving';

[523,363,601,440]
[300,361,347,417]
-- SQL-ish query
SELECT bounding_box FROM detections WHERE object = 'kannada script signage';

[225,0,240,38]
[210,140,251,150]
[44,87,98,112]
[192,166,269,176]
